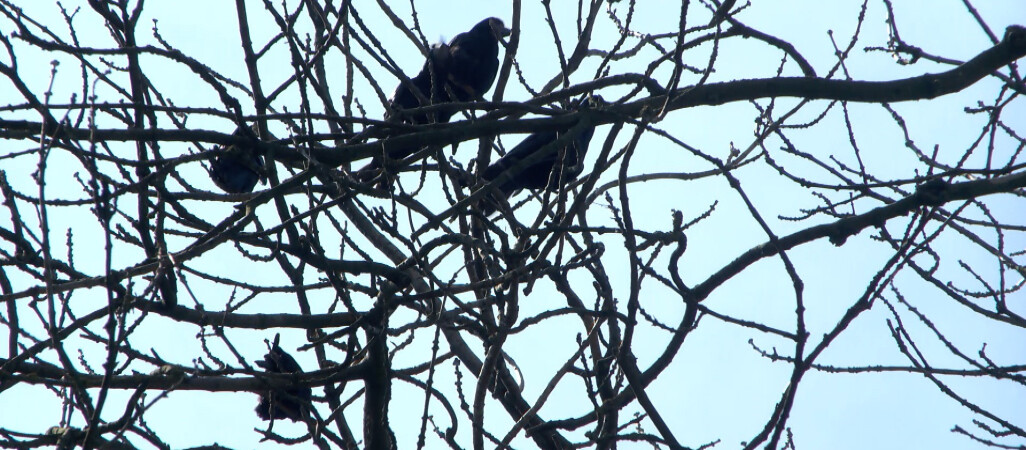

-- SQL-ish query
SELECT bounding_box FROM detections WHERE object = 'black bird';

[154,262,177,309]
[384,43,454,125]
[255,336,311,423]
[443,17,509,103]
[208,126,266,194]
[385,17,509,124]
[479,96,602,214]
[363,18,510,185]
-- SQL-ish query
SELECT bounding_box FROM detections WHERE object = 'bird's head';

[485,17,511,40]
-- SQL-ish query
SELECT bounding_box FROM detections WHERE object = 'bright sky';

[1,1,1024,449]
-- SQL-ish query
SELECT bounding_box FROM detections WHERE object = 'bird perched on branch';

[153,256,177,309]
[478,95,603,215]
[385,43,454,125]
[362,18,510,185]
[208,125,267,194]
[255,335,311,423]
[442,17,509,105]
[386,17,510,123]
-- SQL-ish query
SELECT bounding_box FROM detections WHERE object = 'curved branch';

[692,173,1026,301]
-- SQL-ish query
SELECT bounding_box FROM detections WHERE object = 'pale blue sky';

[0,1,1023,449]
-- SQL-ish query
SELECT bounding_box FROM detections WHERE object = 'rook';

[255,336,311,423]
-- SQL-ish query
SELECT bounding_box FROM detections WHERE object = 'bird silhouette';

[384,43,454,125]
[362,18,510,186]
[444,17,509,104]
[208,126,266,194]
[385,17,509,123]
[154,262,177,309]
[255,336,311,423]
[478,95,602,215]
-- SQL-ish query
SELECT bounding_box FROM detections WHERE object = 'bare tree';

[0,1,1023,449]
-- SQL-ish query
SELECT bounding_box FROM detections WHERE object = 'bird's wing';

[485,131,559,181]
[445,24,500,99]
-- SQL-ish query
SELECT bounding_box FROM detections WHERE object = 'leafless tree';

[0,1,1023,449]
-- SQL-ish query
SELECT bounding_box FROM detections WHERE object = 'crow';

[363,18,510,186]
[385,17,509,123]
[208,125,266,194]
[444,17,509,103]
[384,43,454,125]
[478,95,602,215]
[255,336,311,423]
